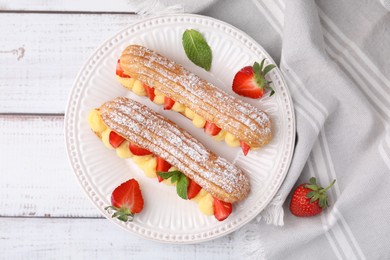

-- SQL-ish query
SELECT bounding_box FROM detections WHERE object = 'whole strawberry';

[290,177,336,217]
[105,178,144,222]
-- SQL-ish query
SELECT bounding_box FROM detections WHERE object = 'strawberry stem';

[105,206,135,222]
[321,179,336,193]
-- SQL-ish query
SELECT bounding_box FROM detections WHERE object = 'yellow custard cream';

[132,80,146,96]
[137,155,157,178]
[192,114,206,128]
[171,102,185,113]
[213,130,227,142]
[192,189,214,215]
[88,109,107,133]
[116,76,241,150]
[184,107,195,119]
[153,95,165,105]
[116,141,133,158]
[116,76,135,91]
[87,109,214,216]
[101,128,114,150]
[225,132,240,147]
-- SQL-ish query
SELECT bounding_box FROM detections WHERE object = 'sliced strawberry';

[232,66,263,98]
[129,143,153,156]
[143,84,155,101]
[109,131,125,148]
[164,96,175,110]
[213,197,232,221]
[187,179,202,200]
[204,121,221,136]
[232,60,276,99]
[240,141,250,156]
[156,157,171,182]
[116,59,131,78]
[105,179,144,222]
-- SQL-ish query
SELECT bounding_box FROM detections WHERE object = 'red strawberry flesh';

[204,121,221,136]
[232,60,276,99]
[116,59,131,78]
[164,96,175,110]
[111,179,144,214]
[109,131,125,148]
[232,66,264,98]
[213,197,232,221]
[239,141,250,156]
[187,179,202,199]
[143,84,155,101]
[156,157,171,182]
[129,143,153,156]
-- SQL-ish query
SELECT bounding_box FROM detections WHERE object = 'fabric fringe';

[130,0,184,16]
[233,195,285,259]
[256,193,285,226]
[233,222,267,260]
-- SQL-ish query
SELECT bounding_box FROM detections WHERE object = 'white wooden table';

[0,2,236,258]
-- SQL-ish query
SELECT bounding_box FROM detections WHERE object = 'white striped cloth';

[139,0,390,258]
[202,0,390,259]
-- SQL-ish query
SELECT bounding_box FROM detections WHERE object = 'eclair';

[116,45,272,155]
[88,97,250,220]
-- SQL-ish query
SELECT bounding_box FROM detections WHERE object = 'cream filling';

[87,109,214,215]
[116,76,135,91]
[88,109,107,133]
[153,95,165,105]
[116,76,243,148]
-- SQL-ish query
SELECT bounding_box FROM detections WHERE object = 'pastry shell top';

[120,45,272,148]
[99,97,250,203]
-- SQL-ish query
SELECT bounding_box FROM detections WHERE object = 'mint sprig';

[182,29,212,71]
[176,173,189,200]
[158,170,181,182]
[158,170,189,200]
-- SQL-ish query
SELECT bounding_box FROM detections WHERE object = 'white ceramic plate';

[65,14,295,244]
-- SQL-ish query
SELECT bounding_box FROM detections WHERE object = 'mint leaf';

[157,170,181,180]
[158,170,189,199]
[170,174,180,184]
[176,173,189,200]
[182,29,212,71]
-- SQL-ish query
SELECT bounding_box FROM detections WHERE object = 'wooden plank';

[0,115,100,217]
[0,217,235,259]
[0,0,139,12]
[0,13,139,114]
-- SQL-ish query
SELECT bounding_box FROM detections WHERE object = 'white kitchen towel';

[134,0,390,258]
[130,0,218,15]
[203,0,390,259]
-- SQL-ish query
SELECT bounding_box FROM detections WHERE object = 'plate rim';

[64,13,296,244]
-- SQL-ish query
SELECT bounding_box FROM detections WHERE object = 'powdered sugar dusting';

[100,97,250,203]
[120,45,272,148]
